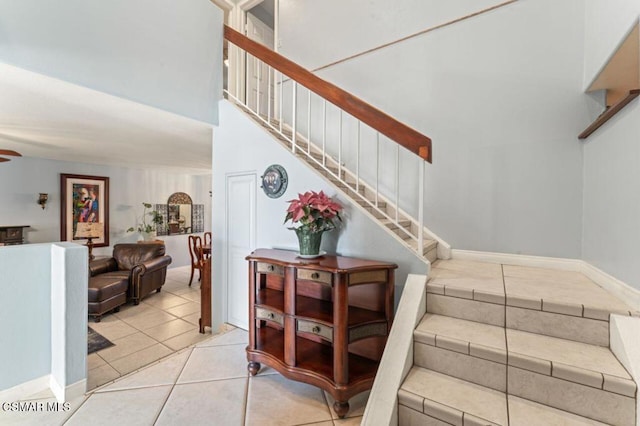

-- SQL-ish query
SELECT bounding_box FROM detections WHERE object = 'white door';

[246,13,275,117]
[225,173,256,330]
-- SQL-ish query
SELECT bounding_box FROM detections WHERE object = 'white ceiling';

[0,63,214,174]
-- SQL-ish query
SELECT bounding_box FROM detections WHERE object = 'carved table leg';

[333,401,349,418]
[248,361,261,376]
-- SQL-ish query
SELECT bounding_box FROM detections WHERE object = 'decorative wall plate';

[261,164,288,198]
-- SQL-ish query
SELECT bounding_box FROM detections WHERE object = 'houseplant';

[127,202,164,241]
[284,190,342,255]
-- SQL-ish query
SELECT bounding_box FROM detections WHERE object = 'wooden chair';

[188,235,204,286]
[203,232,212,259]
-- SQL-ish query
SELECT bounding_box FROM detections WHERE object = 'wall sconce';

[38,193,48,210]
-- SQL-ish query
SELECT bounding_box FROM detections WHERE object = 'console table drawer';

[297,268,332,285]
[256,306,284,326]
[297,319,333,342]
[256,262,284,276]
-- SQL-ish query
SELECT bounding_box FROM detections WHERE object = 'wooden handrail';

[224,25,432,163]
[578,89,639,139]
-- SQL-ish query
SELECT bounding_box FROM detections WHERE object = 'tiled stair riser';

[508,367,635,426]
[411,315,637,426]
[414,343,506,392]
[424,285,635,346]
[398,404,453,426]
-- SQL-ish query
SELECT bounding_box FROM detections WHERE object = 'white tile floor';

[86,266,213,391]
[1,266,367,425]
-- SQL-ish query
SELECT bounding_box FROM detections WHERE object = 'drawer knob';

[268,265,274,272]
[268,313,275,319]
[311,272,320,279]
[312,326,321,334]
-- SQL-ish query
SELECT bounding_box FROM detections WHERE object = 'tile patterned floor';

[87,266,213,391]
[4,328,366,425]
[2,266,366,425]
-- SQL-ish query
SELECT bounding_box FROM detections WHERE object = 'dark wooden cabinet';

[0,226,30,245]
[246,249,397,418]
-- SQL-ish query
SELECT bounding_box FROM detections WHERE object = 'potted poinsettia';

[284,190,342,256]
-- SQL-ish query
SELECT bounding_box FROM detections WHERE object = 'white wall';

[0,0,223,124]
[0,157,211,267]
[278,0,509,70]
[212,100,428,330]
[279,0,587,259]
[0,243,86,399]
[582,103,640,290]
[582,2,640,290]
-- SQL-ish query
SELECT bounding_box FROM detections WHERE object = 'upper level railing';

[224,25,432,163]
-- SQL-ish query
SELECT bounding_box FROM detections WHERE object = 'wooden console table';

[245,249,397,418]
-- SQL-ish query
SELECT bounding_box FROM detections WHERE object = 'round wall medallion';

[261,164,288,199]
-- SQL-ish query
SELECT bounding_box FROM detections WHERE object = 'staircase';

[398,259,638,426]
[223,24,448,265]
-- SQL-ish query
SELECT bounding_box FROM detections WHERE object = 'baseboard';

[451,249,583,271]
[50,377,86,403]
[0,375,51,402]
[581,262,640,313]
[451,249,640,311]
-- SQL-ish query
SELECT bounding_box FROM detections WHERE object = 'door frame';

[223,171,257,329]
[224,0,278,101]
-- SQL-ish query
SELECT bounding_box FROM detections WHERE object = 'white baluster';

[418,159,425,257]
[356,121,360,194]
[292,82,297,152]
[395,144,400,223]
[322,100,326,167]
[338,111,342,181]
[267,66,272,123]
[375,133,379,208]
[307,90,311,155]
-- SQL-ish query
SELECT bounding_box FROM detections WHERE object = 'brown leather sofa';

[89,243,173,307]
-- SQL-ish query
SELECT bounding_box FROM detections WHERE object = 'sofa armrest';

[131,255,172,277]
[89,258,118,277]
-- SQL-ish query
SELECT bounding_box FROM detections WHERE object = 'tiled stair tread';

[414,313,637,396]
[507,328,631,380]
[399,367,508,425]
[428,260,636,319]
[508,395,611,426]
[415,314,506,353]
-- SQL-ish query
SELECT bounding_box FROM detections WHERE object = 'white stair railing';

[224,27,434,258]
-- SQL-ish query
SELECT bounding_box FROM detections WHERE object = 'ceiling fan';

[0,149,22,163]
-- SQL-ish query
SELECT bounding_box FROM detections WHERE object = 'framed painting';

[60,174,110,247]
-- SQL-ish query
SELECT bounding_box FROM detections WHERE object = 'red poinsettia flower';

[284,190,342,233]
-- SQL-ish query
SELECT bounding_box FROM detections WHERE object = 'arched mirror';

[167,192,192,234]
